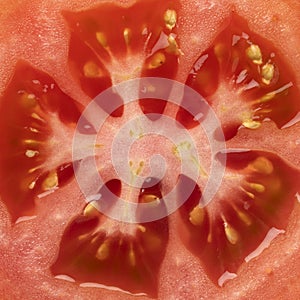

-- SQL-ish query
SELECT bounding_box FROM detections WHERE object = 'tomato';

[0,0,300,299]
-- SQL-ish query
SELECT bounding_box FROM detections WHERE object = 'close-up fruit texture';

[0,0,299,299]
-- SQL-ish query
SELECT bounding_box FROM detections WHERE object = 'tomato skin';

[0,0,299,300]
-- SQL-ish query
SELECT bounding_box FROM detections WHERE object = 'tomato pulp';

[0,0,299,299]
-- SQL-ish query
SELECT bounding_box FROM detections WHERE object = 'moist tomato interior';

[0,0,299,299]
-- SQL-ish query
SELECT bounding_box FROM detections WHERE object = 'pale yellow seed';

[137,225,146,233]
[20,93,37,108]
[240,187,255,199]
[25,149,39,158]
[77,233,89,241]
[28,181,36,190]
[164,9,177,30]
[242,119,261,129]
[83,202,97,216]
[224,222,239,245]
[31,112,46,123]
[23,139,41,147]
[189,205,205,226]
[42,171,58,190]
[248,182,266,193]
[28,166,40,174]
[123,27,132,45]
[28,127,39,133]
[232,203,252,225]
[148,52,166,69]
[246,44,263,65]
[249,156,274,175]
[207,232,212,243]
[135,161,144,175]
[237,210,252,226]
[259,92,275,103]
[128,244,136,267]
[96,241,110,261]
[83,61,102,78]
[214,43,227,61]
[166,34,182,55]
[142,194,159,203]
[261,63,275,85]
[96,32,108,48]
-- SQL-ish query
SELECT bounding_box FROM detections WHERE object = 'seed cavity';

[148,52,166,69]
[246,44,262,65]
[189,205,205,226]
[261,63,275,85]
[164,9,177,30]
[249,156,274,175]
[83,61,102,78]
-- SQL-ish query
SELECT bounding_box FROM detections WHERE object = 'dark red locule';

[177,150,299,285]
[51,178,169,297]
[0,61,81,221]
[176,13,300,140]
[64,0,181,119]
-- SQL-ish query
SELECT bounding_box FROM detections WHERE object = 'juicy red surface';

[0,61,81,220]
[0,0,300,298]
[64,0,180,119]
[51,178,168,297]
[178,150,299,283]
[176,13,300,140]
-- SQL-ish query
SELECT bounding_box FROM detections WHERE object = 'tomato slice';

[0,0,300,298]
[51,178,168,297]
[0,61,81,221]
[177,150,299,285]
[176,13,300,140]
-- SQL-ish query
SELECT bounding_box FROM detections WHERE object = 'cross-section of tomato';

[0,0,300,299]
[0,61,81,221]
[51,177,168,297]
[177,150,299,286]
[176,13,300,140]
